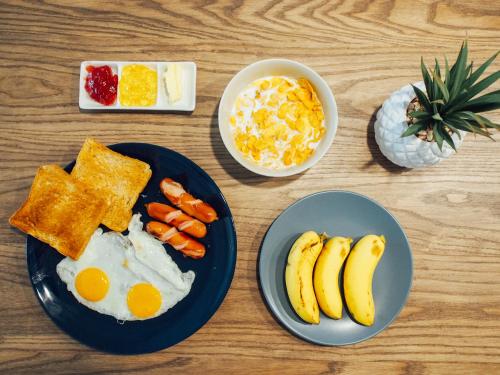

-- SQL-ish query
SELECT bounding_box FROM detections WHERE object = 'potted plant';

[375,41,499,168]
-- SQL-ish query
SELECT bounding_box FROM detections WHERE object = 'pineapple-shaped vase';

[374,82,464,168]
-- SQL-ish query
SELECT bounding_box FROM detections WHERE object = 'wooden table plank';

[0,0,499,373]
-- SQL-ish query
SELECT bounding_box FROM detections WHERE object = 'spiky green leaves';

[403,41,500,151]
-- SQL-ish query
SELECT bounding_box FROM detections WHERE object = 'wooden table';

[1,1,499,373]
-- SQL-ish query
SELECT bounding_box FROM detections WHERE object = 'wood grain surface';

[1,0,499,374]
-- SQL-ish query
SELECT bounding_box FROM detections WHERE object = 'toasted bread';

[71,138,152,232]
[9,165,107,260]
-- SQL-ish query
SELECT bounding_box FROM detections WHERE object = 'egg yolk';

[127,283,162,319]
[75,268,109,302]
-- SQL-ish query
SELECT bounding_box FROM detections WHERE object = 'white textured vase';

[374,82,464,168]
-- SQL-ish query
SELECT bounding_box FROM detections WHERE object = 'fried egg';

[56,214,195,321]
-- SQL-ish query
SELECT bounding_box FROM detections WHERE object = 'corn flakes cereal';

[229,76,325,169]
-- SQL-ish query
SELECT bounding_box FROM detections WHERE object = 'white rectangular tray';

[79,61,196,111]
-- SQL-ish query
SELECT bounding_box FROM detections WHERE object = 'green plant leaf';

[463,50,499,89]
[432,112,443,121]
[402,121,427,137]
[466,71,500,98]
[421,57,433,98]
[449,41,469,100]
[456,111,488,128]
[433,123,444,150]
[430,99,445,105]
[434,58,442,77]
[433,69,450,102]
[409,110,432,119]
[444,116,468,129]
[443,121,462,139]
[433,58,441,100]
[445,115,493,138]
[412,85,432,112]
[446,71,500,112]
[444,118,473,133]
[460,111,500,132]
[440,127,457,151]
[444,56,451,89]
[464,122,494,139]
[457,91,500,113]
[460,102,500,113]
[465,62,473,80]
[475,114,500,129]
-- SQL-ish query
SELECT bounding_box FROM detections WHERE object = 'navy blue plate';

[27,143,237,354]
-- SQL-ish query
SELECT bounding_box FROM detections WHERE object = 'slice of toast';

[71,138,152,232]
[9,165,107,259]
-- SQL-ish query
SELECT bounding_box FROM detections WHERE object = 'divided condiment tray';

[79,61,196,111]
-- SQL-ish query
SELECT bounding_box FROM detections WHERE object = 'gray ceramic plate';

[258,191,413,345]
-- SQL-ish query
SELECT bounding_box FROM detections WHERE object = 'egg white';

[56,214,195,321]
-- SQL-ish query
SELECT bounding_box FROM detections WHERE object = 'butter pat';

[163,63,182,103]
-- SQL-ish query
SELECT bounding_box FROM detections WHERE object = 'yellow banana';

[313,237,352,319]
[285,231,324,324]
[343,234,386,326]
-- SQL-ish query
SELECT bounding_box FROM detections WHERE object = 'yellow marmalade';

[230,76,325,169]
[119,64,157,107]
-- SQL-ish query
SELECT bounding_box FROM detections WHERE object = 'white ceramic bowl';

[218,59,338,177]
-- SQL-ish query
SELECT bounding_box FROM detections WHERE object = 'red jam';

[84,65,118,106]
